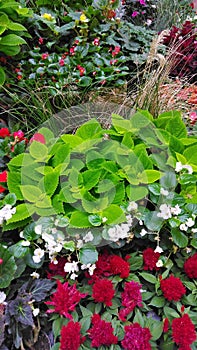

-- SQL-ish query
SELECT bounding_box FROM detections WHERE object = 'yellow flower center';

[42,13,54,21]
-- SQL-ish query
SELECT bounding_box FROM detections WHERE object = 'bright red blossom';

[109,255,130,278]
[60,321,85,350]
[0,128,10,138]
[30,133,46,144]
[172,314,196,349]
[184,253,197,278]
[163,318,170,333]
[119,281,142,321]
[47,257,68,279]
[88,314,118,348]
[143,248,160,271]
[160,275,186,301]
[41,53,49,60]
[45,280,86,319]
[92,279,115,306]
[0,171,7,193]
[13,130,24,141]
[121,323,152,350]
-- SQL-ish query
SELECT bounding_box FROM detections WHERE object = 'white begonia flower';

[192,228,197,233]
[70,273,78,280]
[171,204,181,216]
[160,188,169,196]
[154,246,163,254]
[146,19,152,26]
[50,255,58,264]
[32,248,45,263]
[0,205,16,224]
[140,228,147,237]
[175,162,183,172]
[30,272,40,279]
[127,201,138,212]
[84,231,94,243]
[76,239,83,249]
[88,264,96,276]
[64,261,79,274]
[108,223,130,242]
[157,204,172,220]
[19,231,24,238]
[21,240,31,247]
[156,259,163,267]
[102,217,108,223]
[139,220,143,226]
[33,308,40,317]
[0,291,6,304]
[180,223,188,231]
[186,218,195,227]
[35,224,42,235]
[182,165,193,174]
[126,214,133,226]
[186,247,192,254]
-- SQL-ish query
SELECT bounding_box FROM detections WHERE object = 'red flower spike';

[160,275,186,301]
[88,314,118,348]
[0,128,10,138]
[172,314,196,349]
[30,133,46,144]
[47,257,68,279]
[184,253,197,278]
[60,321,85,350]
[92,279,115,306]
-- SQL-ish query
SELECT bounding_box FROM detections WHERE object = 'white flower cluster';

[180,217,196,232]
[76,230,94,249]
[0,291,6,304]
[107,223,131,242]
[0,205,16,225]
[64,260,79,280]
[175,162,193,174]
[157,204,182,220]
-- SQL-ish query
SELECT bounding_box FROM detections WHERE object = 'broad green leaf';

[76,119,102,140]
[6,203,34,224]
[129,256,143,271]
[82,195,109,213]
[63,241,75,252]
[171,228,188,248]
[126,185,148,201]
[61,134,83,148]
[82,170,101,190]
[78,76,92,87]
[51,144,70,167]
[8,242,29,258]
[3,193,17,206]
[79,243,98,264]
[139,272,157,284]
[86,150,105,169]
[0,13,9,26]
[183,145,197,165]
[149,296,165,307]
[101,204,125,224]
[130,111,152,130]
[139,170,162,184]
[70,211,91,228]
[0,44,20,55]
[0,34,26,45]
[36,194,52,208]
[20,185,42,202]
[112,114,132,133]
[29,141,48,160]
[44,170,59,196]
[7,172,23,200]
[0,245,17,288]
[164,306,180,320]
[144,211,163,231]
[7,22,27,31]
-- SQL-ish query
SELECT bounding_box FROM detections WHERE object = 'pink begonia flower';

[189,111,197,125]
[139,0,146,5]
[132,11,139,18]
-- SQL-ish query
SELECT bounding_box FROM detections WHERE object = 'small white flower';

[175,162,183,172]
[0,291,6,304]
[139,220,143,226]
[19,231,24,238]
[64,261,79,273]
[156,259,163,267]
[139,228,147,237]
[102,217,108,223]
[30,272,40,279]
[126,214,133,226]
[127,201,138,212]
[70,273,78,280]
[191,228,197,233]
[32,248,45,263]
[157,204,172,220]
[21,240,31,247]
[84,231,94,243]
[76,239,83,249]
[35,225,42,235]
[88,264,96,276]
[154,246,163,253]
[180,223,188,231]
[146,19,152,26]
[186,218,195,227]
[171,204,181,216]
[182,165,193,174]
[51,228,57,234]
[186,247,192,254]
[160,188,169,196]
[33,308,40,317]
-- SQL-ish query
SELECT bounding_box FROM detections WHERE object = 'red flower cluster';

[0,171,7,193]
[0,127,10,138]
[143,248,160,271]
[112,46,121,57]
[172,314,196,349]
[163,318,170,333]
[92,279,115,306]
[119,281,142,321]
[184,253,197,278]
[45,280,86,319]
[88,314,118,348]
[47,257,68,279]
[160,275,186,301]
[87,251,130,283]
[60,321,85,350]
[76,65,85,76]
[121,323,152,350]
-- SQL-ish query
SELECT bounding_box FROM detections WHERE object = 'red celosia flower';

[30,133,46,144]
[92,279,115,306]
[172,314,196,349]
[121,323,152,350]
[109,255,130,278]
[184,253,197,278]
[88,314,118,348]
[119,281,142,321]
[45,280,86,319]
[0,171,7,193]
[47,257,68,279]
[163,318,170,333]
[60,321,85,350]
[143,248,160,271]
[160,275,186,301]
[0,127,10,138]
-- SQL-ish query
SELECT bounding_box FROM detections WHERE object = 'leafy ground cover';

[0,1,197,350]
